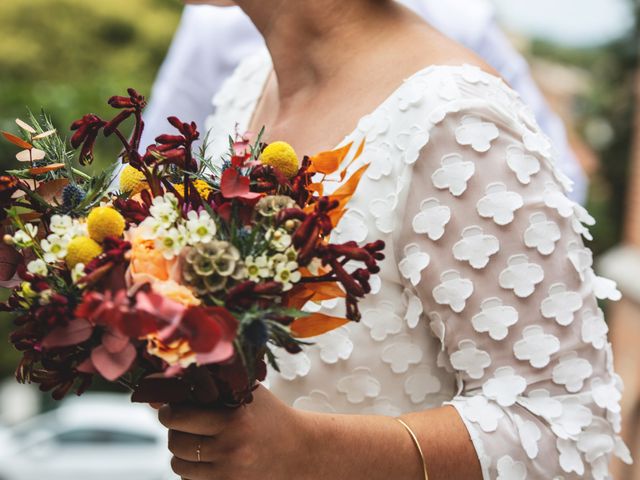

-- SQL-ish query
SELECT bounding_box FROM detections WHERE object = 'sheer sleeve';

[393,99,631,478]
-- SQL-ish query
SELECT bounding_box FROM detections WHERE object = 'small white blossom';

[149,193,179,228]
[284,246,298,263]
[186,210,217,245]
[156,226,187,260]
[274,261,301,291]
[41,234,69,264]
[69,219,88,239]
[11,223,38,248]
[267,228,292,252]
[71,263,86,283]
[27,259,48,276]
[246,255,271,282]
[49,215,74,236]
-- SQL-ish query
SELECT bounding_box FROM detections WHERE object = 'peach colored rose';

[125,222,181,289]
[152,280,201,307]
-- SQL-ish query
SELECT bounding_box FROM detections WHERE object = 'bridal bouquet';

[0,89,384,406]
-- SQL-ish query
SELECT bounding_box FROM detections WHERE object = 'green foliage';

[0,0,181,177]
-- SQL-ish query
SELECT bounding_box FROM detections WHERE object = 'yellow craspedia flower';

[173,180,213,199]
[87,207,126,242]
[260,141,299,178]
[119,164,148,196]
[66,236,103,268]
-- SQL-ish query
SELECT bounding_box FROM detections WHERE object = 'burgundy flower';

[70,114,106,165]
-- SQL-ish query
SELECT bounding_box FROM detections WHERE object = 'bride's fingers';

[170,456,213,480]
[168,429,219,463]
[158,403,230,435]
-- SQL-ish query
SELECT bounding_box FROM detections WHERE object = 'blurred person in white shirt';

[141,0,587,203]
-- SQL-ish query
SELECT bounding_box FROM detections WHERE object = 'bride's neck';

[237,0,402,104]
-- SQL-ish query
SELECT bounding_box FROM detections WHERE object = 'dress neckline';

[237,48,512,153]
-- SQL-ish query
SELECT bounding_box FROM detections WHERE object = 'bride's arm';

[158,99,627,480]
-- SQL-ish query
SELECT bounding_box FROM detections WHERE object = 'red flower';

[166,306,238,365]
[220,168,261,200]
[70,114,106,165]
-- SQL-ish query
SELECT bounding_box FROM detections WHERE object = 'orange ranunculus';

[146,336,197,368]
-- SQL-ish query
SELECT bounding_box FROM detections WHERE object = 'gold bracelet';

[396,417,429,480]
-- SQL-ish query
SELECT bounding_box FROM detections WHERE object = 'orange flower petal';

[29,163,65,175]
[291,313,350,338]
[308,142,353,175]
[2,131,33,150]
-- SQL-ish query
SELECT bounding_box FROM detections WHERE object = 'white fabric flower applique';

[514,414,542,459]
[396,125,430,165]
[412,198,451,241]
[398,243,430,286]
[514,326,561,369]
[524,212,562,255]
[522,129,552,159]
[404,365,442,404]
[332,208,368,243]
[471,297,519,341]
[397,77,428,111]
[313,328,354,364]
[543,182,575,218]
[518,389,563,421]
[577,418,615,466]
[402,288,424,329]
[506,144,541,184]
[381,335,424,374]
[499,254,544,298]
[581,308,609,350]
[540,283,584,326]
[364,144,394,180]
[431,153,475,196]
[292,390,336,414]
[455,115,499,153]
[357,109,390,143]
[552,397,594,439]
[552,352,594,393]
[477,183,524,226]
[369,193,398,234]
[482,367,527,407]
[459,395,504,432]
[590,377,622,415]
[432,270,474,313]
[362,301,403,342]
[273,347,311,381]
[567,241,593,282]
[591,274,622,302]
[452,226,500,269]
[450,339,491,379]
[460,64,491,85]
[557,437,585,476]
[336,367,382,404]
[428,311,446,346]
[361,398,402,417]
[496,455,527,480]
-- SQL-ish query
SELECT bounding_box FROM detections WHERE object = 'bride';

[158,0,630,478]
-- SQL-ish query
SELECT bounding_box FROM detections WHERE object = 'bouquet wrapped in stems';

[0,89,385,407]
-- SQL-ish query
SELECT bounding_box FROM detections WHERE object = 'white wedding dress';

[205,51,630,479]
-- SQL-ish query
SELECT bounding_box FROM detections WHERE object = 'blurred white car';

[0,393,176,480]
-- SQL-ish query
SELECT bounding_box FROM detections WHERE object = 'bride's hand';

[158,385,311,480]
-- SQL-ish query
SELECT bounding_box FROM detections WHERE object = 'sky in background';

[492,0,635,47]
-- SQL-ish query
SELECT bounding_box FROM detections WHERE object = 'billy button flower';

[260,141,300,178]
[66,237,103,269]
[173,180,213,200]
[119,164,148,196]
[87,206,126,243]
